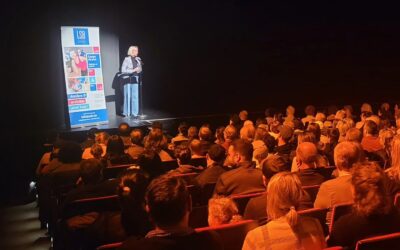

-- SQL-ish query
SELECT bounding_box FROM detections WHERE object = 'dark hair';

[118,170,149,208]
[304,105,316,116]
[307,123,321,142]
[130,129,143,145]
[232,139,253,161]
[352,161,392,217]
[262,155,286,179]
[174,142,192,165]
[178,122,189,137]
[215,126,225,143]
[118,122,131,137]
[87,128,99,139]
[58,141,82,163]
[264,134,277,153]
[80,159,103,184]
[146,174,189,227]
[106,135,125,156]
[364,120,378,135]
[208,144,226,164]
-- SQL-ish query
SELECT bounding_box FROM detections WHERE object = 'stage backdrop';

[61,26,108,128]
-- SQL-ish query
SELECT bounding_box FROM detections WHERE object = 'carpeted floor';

[0,201,51,250]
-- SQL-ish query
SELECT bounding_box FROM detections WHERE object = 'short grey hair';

[127,46,139,56]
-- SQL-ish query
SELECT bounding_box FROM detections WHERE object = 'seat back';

[195,220,259,250]
[190,157,207,167]
[96,242,123,250]
[201,182,216,205]
[329,202,353,233]
[230,192,265,215]
[355,232,400,250]
[62,195,120,219]
[187,184,202,206]
[103,164,139,179]
[160,160,179,173]
[189,205,209,228]
[174,172,199,184]
[302,185,320,204]
[316,166,336,180]
[298,207,329,236]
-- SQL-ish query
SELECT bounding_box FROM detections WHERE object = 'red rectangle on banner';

[68,99,86,105]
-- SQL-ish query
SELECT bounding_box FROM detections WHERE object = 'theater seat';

[96,242,123,250]
[189,205,209,228]
[329,202,353,233]
[394,192,400,209]
[200,182,217,205]
[190,157,207,167]
[298,207,329,236]
[160,160,179,173]
[230,192,265,215]
[355,232,400,250]
[195,220,259,250]
[103,164,139,179]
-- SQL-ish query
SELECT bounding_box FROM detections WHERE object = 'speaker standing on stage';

[121,46,142,118]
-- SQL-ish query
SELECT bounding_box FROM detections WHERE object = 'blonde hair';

[336,118,355,137]
[267,172,302,227]
[127,46,139,56]
[240,125,255,142]
[208,196,241,226]
[386,135,400,182]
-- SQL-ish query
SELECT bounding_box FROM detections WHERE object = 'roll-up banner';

[61,26,108,128]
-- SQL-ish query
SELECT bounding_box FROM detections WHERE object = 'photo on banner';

[61,26,108,128]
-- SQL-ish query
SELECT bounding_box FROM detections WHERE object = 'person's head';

[267,172,303,227]
[215,126,225,143]
[229,113,241,126]
[118,170,149,209]
[336,118,355,137]
[118,122,131,137]
[96,132,109,145]
[106,135,125,156]
[130,129,143,145]
[190,139,204,157]
[335,110,346,121]
[207,144,226,166]
[297,131,317,145]
[79,159,103,185]
[199,126,213,142]
[151,121,163,130]
[304,105,316,116]
[127,46,139,57]
[58,141,82,163]
[239,110,248,121]
[351,161,392,217]
[87,128,99,140]
[223,125,237,142]
[224,139,253,167]
[344,105,353,117]
[278,125,293,144]
[345,128,363,143]
[90,143,103,159]
[252,140,268,164]
[334,141,362,171]
[188,126,199,140]
[296,142,318,169]
[144,129,163,152]
[262,155,287,186]
[363,120,378,136]
[315,112,326,122]
[286,105,295,116]
[379,129,394,152]
[145,174,190,228]
[307,123,321,142]
[178,122,189,137]
[254,126,268,141]
[175,142,192,165]
[390,135,400,168]
[240,125,255,142]
[361,103,373,114]
[208,196,241,226]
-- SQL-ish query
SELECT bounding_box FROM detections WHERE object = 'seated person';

[171,122,189,144]
[118,122,132,148]
[214,139,264,196]
[208,196,242,226]
[40,141,82,174]
[295,142,326,186]
[82,132,108,159]
[244,155,312,222]
[190,139,207,158]
[195,144,227,188]
[243,172,326,250]
[198,125,215,156]
[169,142,204,174]
[90,143,104,161]
[103,135,134,166]
[120,174,223,250]
[328,161,400,250]
[126,129,145,160]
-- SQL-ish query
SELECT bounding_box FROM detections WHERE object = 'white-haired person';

[121,46,142,117]
[242,172,326,250]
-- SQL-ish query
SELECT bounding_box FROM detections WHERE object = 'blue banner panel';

[69,109,108,127]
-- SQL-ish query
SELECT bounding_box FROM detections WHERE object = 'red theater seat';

[355,232,400,250]
[230,192,265,215]
[298,207,329,236]
[195,220,259,250]
[329,202,353,233]
[96,242,123,250]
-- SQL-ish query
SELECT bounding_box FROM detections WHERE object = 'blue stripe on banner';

[69,109,108,127]
[68,93,87,99]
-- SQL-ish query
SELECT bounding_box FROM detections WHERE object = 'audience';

[40,141,82,174]
[328,162,400,249]
[214,139,264,196]
[295,142,326,186]
[170,142,203,174]
[126,128,144,160]
[171,122,189,144]
[195,144,227,188]
[242,172,326,250]
[81,127,99,149]
[221,125,237,150]
[198,125,214,155]
[118,122,132,148]
[208,196,242,226]
[120,174,223,250]
[82,132,108,159]
[103,135,134,166]
[190,139,206,158]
